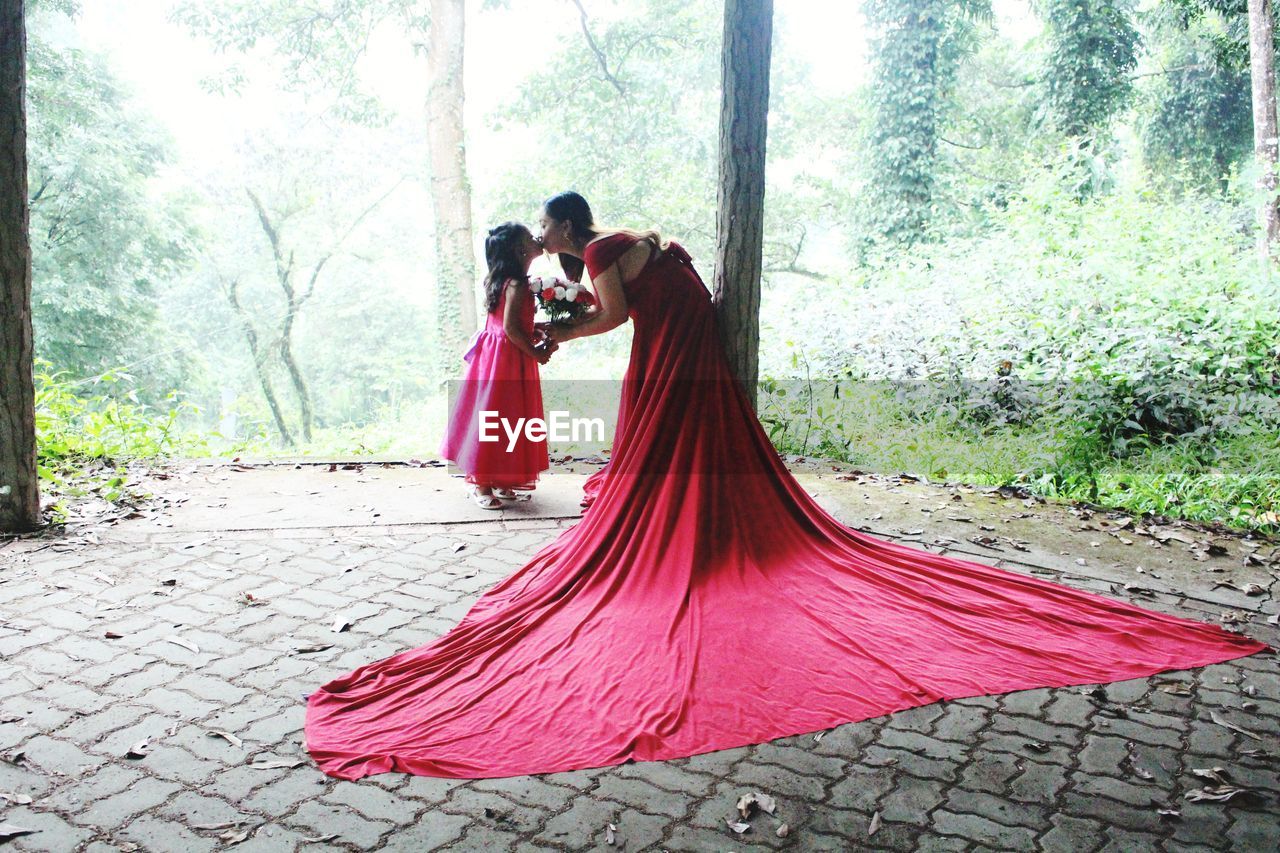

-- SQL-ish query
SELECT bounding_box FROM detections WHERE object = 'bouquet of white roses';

[528,275,595,324]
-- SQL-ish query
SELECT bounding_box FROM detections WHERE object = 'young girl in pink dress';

[439,222,553,509]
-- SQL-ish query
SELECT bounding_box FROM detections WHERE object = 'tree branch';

[570,0,627,97]
[939,134,985,150]
[299,177,406,305]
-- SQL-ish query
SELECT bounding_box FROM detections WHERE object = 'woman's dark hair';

[483,222,531,313]
[543,190,666,283]
[543,191,595,283]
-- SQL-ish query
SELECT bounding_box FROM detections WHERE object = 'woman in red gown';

[304,191,1266,781]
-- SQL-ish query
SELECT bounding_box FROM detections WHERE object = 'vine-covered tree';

[1160,0,1280,247]
[862,0,989,246]
[1041,0,1140,138]
[864,0,948,247]
[1140,23,1252,192]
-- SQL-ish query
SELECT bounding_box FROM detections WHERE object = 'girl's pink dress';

[438,282,548,490]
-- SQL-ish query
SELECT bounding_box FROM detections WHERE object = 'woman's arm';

[547,262,628,344]
[502,281,553,364]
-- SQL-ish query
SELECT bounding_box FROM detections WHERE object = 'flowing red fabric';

[306,234,1266,780]
[438,284,548,490]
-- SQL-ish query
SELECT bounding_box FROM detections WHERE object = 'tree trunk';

[247,188,314,444]
[426,0,477,368]
[0,0,38,533]
[713,0,773,410]
[225,279,296,446]
[1249,0,1280,256]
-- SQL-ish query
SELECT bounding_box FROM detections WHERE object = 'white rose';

[554,285,567,299]
[564,287,579,302]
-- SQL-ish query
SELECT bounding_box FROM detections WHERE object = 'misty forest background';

[28,0,1280,530]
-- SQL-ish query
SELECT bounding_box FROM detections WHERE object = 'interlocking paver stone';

[2,467,1277,851]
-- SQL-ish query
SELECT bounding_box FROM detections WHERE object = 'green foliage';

[486,0,723,258]
[172,0,430,123]
[35,360,206,508]
[1139,4,1253,192]
[26,16,196,397]
[861,0,994,247]
[863,0,948,247]
[1041,0,1140,138]
[759,163,1280,529]
[1158,0,1279,74]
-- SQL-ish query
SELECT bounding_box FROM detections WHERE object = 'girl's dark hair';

[543,191,595,283]
[483,222,530,313]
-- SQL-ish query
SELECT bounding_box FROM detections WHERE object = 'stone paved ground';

[1,462,1278,852]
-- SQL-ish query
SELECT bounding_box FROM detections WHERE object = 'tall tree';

[426,0,477,363]
[864,0,947,247]
[713,0,772,407]
[0,0,39,531]
[175,0,478,368]
[1248,0,1280,252]
[1041,0,1139,138]
[1140,24,1252,192]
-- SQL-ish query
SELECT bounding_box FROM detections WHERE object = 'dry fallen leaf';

[1157,682,1192,697]
[1191,767,1232,786]
[736,792,777,819]
[1123,742,1154,780]
[164,635,199,654]
[1210,712,1262,741]
[247,757,306,770]
[451,542,466,553]
[302,835,338,844]
[0,791,33,805]
[776,822,791,838]
[1157,808,1181,820]
[605,822,617,846]
[207,730,243,749]
[219,826,254,845]
[292,643,334,655]
[125,738,151,759]
[1184,785,1260,803]
[0,823,38,842]
[725,819,750,835]
[331,617,351,633]
[1025,740,1050,753]
[869,811,882,836]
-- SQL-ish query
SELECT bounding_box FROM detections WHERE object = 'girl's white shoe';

[470,487,503,510]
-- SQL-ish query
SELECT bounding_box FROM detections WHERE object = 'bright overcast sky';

[64,0,1034,177]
